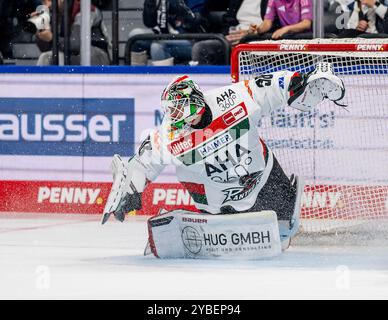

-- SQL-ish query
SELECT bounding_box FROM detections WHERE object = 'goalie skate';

[144,208,168,256]
[101,155,128,225]
[144,241,152,256]
[278,174,304,249]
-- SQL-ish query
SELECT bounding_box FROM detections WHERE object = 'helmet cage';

[161,77,206,130]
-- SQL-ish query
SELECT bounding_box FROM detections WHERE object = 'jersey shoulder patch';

[205,84,244,114]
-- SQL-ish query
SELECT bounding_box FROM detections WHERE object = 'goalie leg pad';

[147,210,282,260]
[101,154,147,224]
[101,155,128,224]
[247,156,304,242]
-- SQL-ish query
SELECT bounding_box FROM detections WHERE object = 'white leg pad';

[147,210,282,260]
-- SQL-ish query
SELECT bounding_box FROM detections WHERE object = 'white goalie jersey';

[103,63,345,258]
[131,71,307,214]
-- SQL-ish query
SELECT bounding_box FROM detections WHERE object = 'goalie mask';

[161,75,206,132]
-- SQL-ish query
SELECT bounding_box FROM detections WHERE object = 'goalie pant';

[128,70,318,222]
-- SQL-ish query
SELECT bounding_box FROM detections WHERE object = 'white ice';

[0,213,387,300]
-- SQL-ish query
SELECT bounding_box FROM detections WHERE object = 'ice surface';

[0,213,387,300]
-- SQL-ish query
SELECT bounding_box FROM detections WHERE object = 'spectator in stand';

[34,0,111,65]
[249,0,313,40]
[374,0,388,33]
[128,0,210,66]
[225,0,269,45]
[191,0,269,65]
[186,0,209,13]
[0,0,41,59]
[338,0,388,36]
[150,0,210,65]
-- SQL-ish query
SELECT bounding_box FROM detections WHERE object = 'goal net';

[231,39,388,232]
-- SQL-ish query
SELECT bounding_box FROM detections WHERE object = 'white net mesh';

[233,39,388,232]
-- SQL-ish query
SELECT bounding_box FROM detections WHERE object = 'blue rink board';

[0,98,135,156]
[0,65,231,74]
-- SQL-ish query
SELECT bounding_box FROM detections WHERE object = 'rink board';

[0,67,387,218]
[0,69,230,182]
[0,180,387,220]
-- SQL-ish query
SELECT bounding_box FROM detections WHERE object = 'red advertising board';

[0,180,198,215]
[0,180,387,219]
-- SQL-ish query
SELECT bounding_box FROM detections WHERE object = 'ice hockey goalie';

[102,62,346,259]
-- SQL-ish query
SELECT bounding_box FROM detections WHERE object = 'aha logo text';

[216,89,237,111]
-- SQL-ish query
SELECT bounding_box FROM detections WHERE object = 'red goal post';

[231,39,388,82]
[231,39,388,232]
